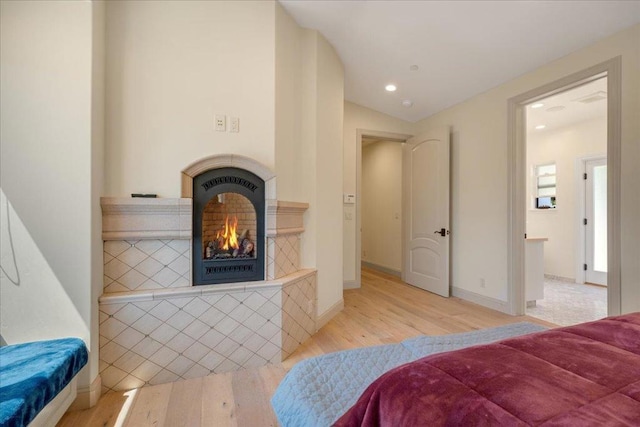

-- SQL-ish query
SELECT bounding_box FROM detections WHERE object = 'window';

[534,163,556,208]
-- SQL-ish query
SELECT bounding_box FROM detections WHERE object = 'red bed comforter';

[335,313,640,426]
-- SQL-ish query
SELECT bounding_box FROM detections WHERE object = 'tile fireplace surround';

[98,159,316,393]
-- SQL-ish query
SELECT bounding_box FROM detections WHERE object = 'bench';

[0,338,88,427]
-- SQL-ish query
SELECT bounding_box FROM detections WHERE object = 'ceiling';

[279,1,640,122]
[527,77,607,134]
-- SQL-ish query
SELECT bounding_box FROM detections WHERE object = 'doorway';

[360,137,404,277]
[507,57,621,318]
[354,130,412,289]
[356,128,450,298]
[524,78,608,325]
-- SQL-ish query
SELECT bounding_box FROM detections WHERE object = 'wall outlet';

[480,278,486,288]
[215,114,226,132]
[230,116,239,133]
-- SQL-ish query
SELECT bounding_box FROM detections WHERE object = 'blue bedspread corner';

[0,337,88,427]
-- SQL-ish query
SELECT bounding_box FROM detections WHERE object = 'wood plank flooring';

[58,268,555,426]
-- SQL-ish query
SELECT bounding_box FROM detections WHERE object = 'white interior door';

[585,158,607,286]
[402,128,450,297]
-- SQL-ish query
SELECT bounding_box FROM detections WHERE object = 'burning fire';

[216,215,239,250]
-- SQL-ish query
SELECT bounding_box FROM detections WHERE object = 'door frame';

[507,56,622,316]
[354,129,412,288]
[575,154,607,285]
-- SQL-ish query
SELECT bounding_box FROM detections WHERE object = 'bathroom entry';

[524,77,608,325]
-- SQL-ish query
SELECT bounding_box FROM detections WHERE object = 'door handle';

[434,228,449,237]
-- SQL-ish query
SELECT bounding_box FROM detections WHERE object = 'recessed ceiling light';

[531,103,545,109]
[402,99,413,107]
[535,125,546,130]
[409,65,419,71]
[385,84,397,92]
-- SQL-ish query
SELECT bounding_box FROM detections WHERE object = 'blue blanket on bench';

[0,338,88,427]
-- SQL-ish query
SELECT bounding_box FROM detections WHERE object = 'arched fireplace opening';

[192,167,265,285]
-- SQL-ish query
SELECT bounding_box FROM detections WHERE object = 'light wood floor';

[58,268,555,426]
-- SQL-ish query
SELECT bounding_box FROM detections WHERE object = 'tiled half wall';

[100,197,314,392]
[99,270,316,393]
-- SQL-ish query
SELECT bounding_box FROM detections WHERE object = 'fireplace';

[192,167,265,285]
[99,154,315,392]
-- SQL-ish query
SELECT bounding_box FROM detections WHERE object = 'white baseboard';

[316,299,344,330]
[69,374,101,411]
[361,261,401,277]
[343,280,358,289]
[451,286,509,314]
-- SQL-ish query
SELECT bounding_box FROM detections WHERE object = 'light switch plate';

[343,194,356,204]
[215,114,226,132]
[230,117,239,133]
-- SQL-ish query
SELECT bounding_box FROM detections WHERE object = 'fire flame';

[216,215,239,250]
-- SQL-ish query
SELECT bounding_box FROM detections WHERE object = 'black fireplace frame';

[193,167,265,285]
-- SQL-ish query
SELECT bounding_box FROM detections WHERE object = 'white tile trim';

[100,269,317,305]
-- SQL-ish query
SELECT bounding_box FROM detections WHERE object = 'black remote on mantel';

[131,194,157,198]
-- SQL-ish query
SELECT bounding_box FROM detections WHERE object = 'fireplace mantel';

[101,197,308,241]
[101,197,192,240]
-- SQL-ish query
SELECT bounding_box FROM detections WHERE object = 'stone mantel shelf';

[101,197,192,214]
[99,268,317,305]
[101,197,308,240]
[266,200,309,237]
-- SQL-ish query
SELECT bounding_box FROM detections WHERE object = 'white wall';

[343,102,413,284]
[313,34,345,316]
[362,141,403,272]
[0,0,104,399]
[527,117,607,281]
[275,4,304,202]
[105,0,276,197]
[412,25,640,312]
[292,30,345,316]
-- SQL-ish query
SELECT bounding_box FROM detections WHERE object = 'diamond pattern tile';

[282,275,317,358]
[103,239,190,293]
[99,275,316,392]
[266,235,300,280]
[275,236,300,279]
[101,233,316,392]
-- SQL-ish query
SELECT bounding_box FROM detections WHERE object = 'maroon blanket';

[335,314,640,426]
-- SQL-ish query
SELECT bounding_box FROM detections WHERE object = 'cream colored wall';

[343,102,414,283]
[527,117,606,281]
[362,142,403,272]
[275,4,304,202]
[0,0,104,395]
[105,0,276,197]
[291,29,345,315]
[313,34,345,315]
[413,25,639,312]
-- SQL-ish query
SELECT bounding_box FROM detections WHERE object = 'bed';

[0,338,88,427]
[335,313,640,426]
[271,322,547,426]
